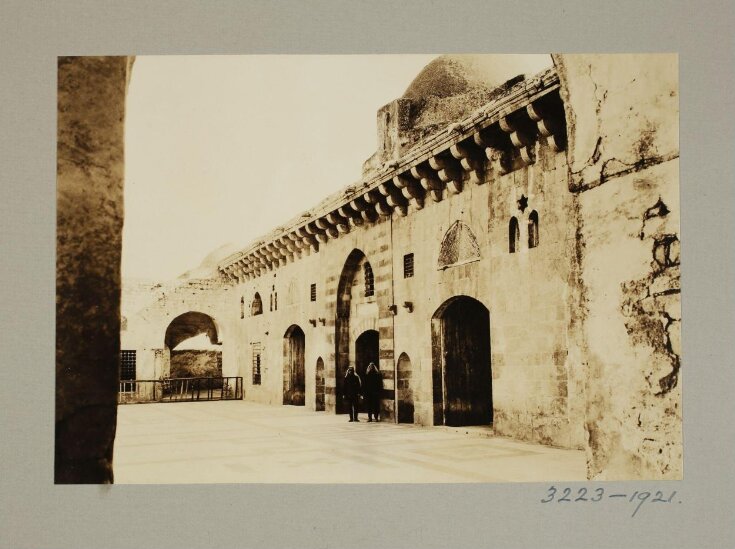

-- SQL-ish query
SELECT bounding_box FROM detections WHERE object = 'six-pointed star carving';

[517,194,529,212]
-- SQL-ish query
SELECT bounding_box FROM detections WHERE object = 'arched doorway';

[431,296,492,426]
[164,311,221,379]
[355,330,379,380]
[315,357,325,411]
[283,325,305,406]
[396,353,414,424]
[335,249,379,414]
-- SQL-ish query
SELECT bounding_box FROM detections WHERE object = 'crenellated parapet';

[218,67,566,283]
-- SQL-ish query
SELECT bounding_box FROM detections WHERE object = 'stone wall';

[121,279,233,381]
[56,56,133,483]
[182,137,581,449]
[554,54,681,479]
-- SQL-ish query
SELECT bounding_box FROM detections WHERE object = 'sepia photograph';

[56,52,682,485]
[4,1,735,548]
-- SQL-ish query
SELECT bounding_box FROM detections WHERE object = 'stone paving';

[113,401,586,483]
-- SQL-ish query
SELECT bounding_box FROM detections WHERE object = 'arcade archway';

[335,249,378,414]
[164,311,221,378]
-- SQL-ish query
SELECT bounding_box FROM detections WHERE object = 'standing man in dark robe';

[364,362,383,422]
[343,366,362,422]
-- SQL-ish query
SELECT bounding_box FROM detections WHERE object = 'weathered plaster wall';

[56,56,133,483]
[554,54,681,479]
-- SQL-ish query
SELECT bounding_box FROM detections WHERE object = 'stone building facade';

[95,54,680,482]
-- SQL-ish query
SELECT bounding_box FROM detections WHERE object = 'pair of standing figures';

[343,362,382,422]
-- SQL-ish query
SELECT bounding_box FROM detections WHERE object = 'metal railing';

[118,377,243,404]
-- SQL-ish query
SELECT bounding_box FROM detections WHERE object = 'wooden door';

[442,298,492,426]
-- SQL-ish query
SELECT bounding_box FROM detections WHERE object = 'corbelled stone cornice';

[218,67,566,283]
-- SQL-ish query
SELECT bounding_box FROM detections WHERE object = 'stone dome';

[402,54,552,101]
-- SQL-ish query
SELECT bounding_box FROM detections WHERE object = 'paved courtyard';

[113,401,586,483]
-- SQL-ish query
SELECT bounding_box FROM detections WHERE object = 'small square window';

[403,253,414,278]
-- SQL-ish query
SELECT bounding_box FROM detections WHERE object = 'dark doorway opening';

[315,357,325,411]
[432,296,492,426]
[355,330,379,380]
[396,352,414,424]
[283,325,305,406]
[355,330,379,414]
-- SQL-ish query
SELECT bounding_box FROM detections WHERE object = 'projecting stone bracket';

[527,100,567,152]
[411,163,444,203]
[393,174,425,211]
[499,115,537,167]
[450,141,486,186]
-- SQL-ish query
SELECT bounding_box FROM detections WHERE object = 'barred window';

[252,343,262,385]
[403,253,414,278]
[120,350,136,393]
[364,262,374,297]
[216,353,223,376]
[310,283,316,302]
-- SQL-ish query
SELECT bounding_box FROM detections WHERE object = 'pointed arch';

[438,221,481,269]
[335,248,379,414]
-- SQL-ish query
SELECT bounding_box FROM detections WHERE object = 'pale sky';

[122,55,550,281]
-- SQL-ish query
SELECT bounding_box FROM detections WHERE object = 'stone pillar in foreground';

[56,56,133,483]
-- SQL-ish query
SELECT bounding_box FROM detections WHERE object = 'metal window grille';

[310,283,316,302]
[364,263,374,297]
[216,353,223,376]
[120,350,136,392]
[252,343,262,385]
[403,253,414,278]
